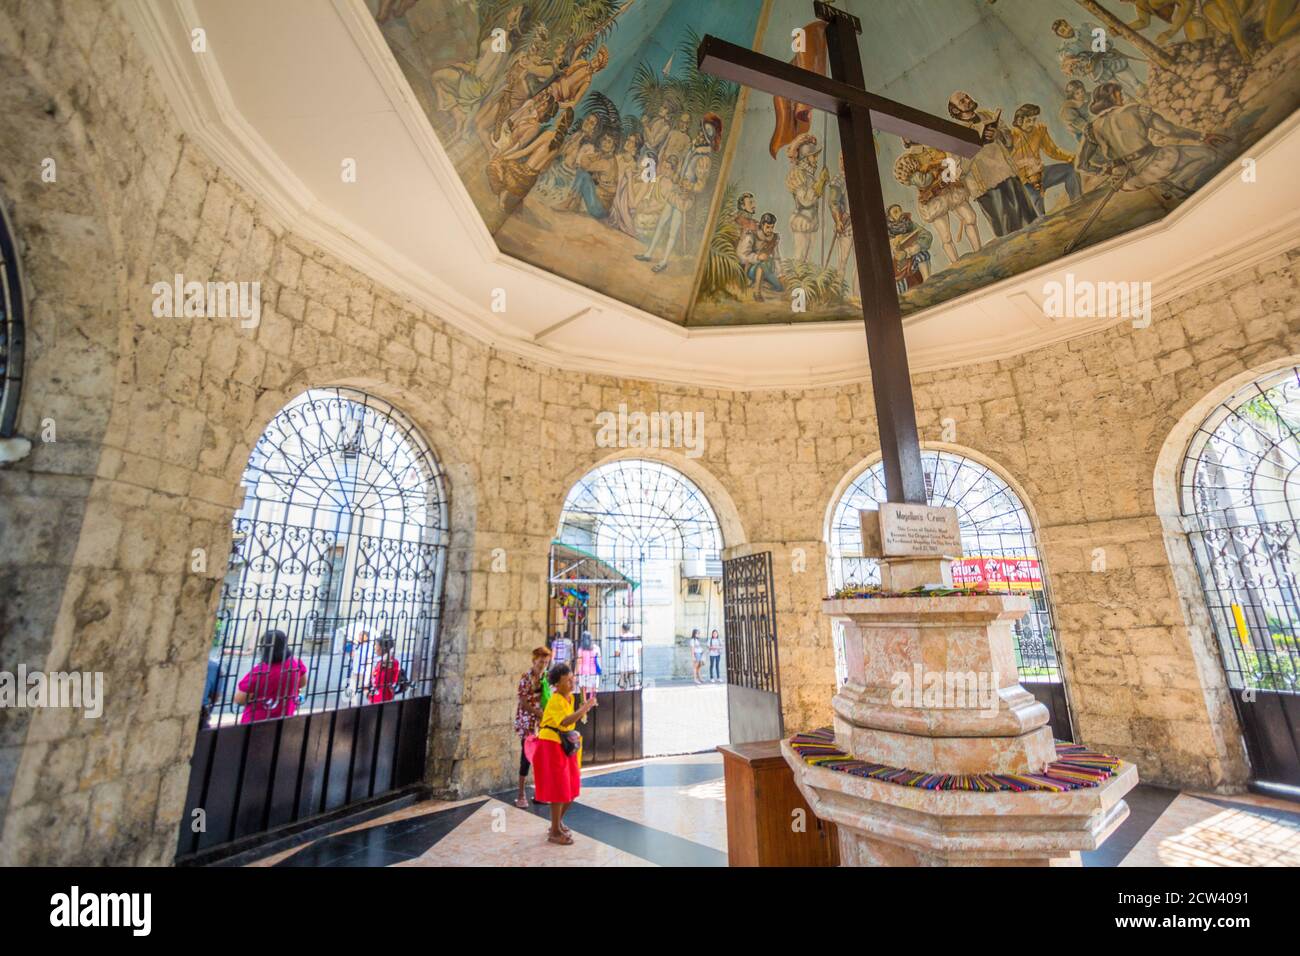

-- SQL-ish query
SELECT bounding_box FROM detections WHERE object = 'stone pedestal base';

[782,737,1136,866]
[791,573,1137,865]
[825,593,1057,775]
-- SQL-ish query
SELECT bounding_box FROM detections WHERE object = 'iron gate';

[1186,524,1300,787]
[1180,366,1300,788]
[549,542,643,765]
[176,388,448,859]
[722,551,783,743]
[0,195,26,438]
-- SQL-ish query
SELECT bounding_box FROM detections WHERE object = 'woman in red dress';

[532,662,597,846]
[368,635,402,704]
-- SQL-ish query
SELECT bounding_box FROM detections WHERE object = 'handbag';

[557,729,581,757]
[544,719,581,757]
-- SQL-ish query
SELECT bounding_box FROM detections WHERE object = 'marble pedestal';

[784,586,1137,866]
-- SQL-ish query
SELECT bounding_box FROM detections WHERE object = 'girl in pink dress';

[575,631,601,693]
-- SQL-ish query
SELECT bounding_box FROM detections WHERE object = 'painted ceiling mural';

[371,0,1300,327]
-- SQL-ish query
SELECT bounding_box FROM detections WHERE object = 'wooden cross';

[698,2,980,504]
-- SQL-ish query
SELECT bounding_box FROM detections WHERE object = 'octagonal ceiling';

[372,0,1300,327]
[125,0,1300,387]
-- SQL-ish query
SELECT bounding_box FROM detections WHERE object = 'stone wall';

[0,0,1293,865]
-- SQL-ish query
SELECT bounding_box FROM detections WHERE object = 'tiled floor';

[1117,791,1300,867]
[243,751,1300,867]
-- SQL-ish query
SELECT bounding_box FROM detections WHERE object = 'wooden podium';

[718,740,839,867]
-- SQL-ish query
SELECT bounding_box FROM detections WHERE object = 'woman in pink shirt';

[233,630,307,723]
[574,631,601,693]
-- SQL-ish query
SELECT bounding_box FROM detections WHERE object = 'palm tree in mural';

[580,90,623,140]
[778,259,849,309]
[629,29,739,123]
[478,0,624,57]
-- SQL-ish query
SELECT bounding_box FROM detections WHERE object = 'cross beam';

[697,2,980,505]
[696,35,980,158]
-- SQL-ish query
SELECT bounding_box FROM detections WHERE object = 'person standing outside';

[233,630,307,724]
[550,628,574,673]
[336,622,354,681]
[514,646,551,809]
[690,628,704,685]
[348,627,374,705]
[575,631,601,694]
[534,662,598,846]
[368,635,402,704]
[708,628,723,684]
[199,647,225,729]
[615,622,640,689]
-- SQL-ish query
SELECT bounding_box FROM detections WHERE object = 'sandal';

[547,832,574,845]
[514,797,530,809]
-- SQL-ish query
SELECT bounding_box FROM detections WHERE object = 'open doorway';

[555,459,729,760]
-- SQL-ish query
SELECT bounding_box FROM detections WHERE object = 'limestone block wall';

[0,0,1291,865]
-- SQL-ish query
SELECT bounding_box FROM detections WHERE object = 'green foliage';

[699,181,746,303]
[1240,394,1282,426]
[580,90,622,137]
[477,0,624,51]
[780,258,848,308]
[1238,391,1300,435]
[1241,649,1299,691]
[673,29,739,117]
[629,27,738,124]
[630,61,676,119]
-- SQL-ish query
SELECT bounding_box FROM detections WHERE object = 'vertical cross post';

[698,3,979,505]
[818,4,926,504]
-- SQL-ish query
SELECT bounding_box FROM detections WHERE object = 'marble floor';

[641,682,728,758]
[243,752,1300,867]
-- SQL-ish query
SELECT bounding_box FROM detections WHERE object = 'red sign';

[951,556,1042,591]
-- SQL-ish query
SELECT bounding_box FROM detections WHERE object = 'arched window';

[0,198,26,437]
[203,387,448,723]
[560,458,723,565]
[828,450,1068,712]
[1180,366,1300,695]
